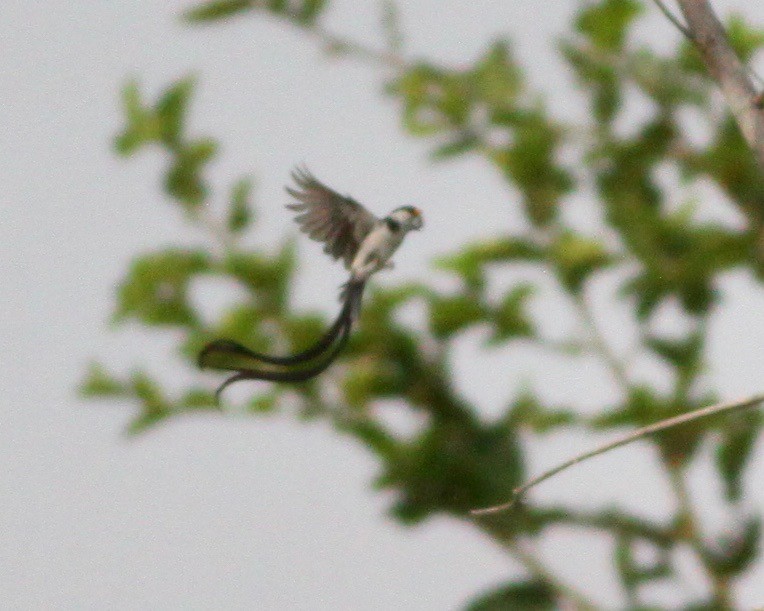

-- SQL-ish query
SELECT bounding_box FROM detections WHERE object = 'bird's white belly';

[351,226,403,279]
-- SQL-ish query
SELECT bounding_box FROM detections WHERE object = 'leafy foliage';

[85,0,764,608]
[467,580,556,610]
[185,0,328,25]
[115,249,210,327]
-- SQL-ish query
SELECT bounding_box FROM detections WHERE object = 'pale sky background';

[1,0,763,608]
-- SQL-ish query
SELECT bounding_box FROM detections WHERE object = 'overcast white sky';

[1,1,763,608]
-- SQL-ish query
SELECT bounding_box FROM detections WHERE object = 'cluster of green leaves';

[85,0,764,608]
[184,0,327,26]
[390,41,572,226]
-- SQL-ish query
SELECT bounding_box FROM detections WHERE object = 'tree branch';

[471,393,764,515]
[573,292,632,392]
[310,22,406,69]
[651,0,693,39]
[505,539,600,611]
[477,520,600,610]
[676,0,764,171]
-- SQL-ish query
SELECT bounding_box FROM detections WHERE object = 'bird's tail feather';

[199,279,367,400]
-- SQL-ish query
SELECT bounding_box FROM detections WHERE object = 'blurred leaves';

[550,232,615,293]
[575,0,642,52]
[388,43,573,226]
[115,78,220,213]
[184,0,253,21]
[429,294,487,339]
[223,239,296,313]
[506,392,578,433]
[615,534,671,599]
[435,237,544,290]
[468,580,556,610]
[115,78,194,153]
[81,365,218,434]
[645,331,704,398]
[715,410,763,502]
[185,0,328,25]
[114,249,210,327]
[88,0,764,607]
[379,417,525,521]
[80,363,128,398]
[705,517,762,577]
[228,178,254,233]
[490,284,535,343]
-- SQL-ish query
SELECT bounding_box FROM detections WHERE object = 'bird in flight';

[199,168,423,398]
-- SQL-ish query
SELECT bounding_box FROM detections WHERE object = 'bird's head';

[391,205,424,231]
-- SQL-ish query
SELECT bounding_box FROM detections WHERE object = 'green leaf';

[156,78,195,148]
[435,237,545,288]
[575,0,643,51]
[429,294,487,338]
[645,332,704,397]
[295,0,327,25]
[381,419,525,521]
[223,239,296,313]
[114,81,155,155]
[715,410,762,502]
[114,81,151,155]
[489,283,535,344]
[471,41,523,109]
[125,371,173,435]
[506,392,577,433]
[341,359,398,408]
[249,391,279,413]
[228,178,254,233]
[79,363,127,398]
[114,249,210,327]
[114,78,197,154]
[430,132,479,160]
[164,138,219,208]
[185,0,254,22]
[705,517,761,577]
[491,108,574,226]
[180,388,220,410]
[678,119,764,266]
[593,386,668,429]
[550,231,614,293]
[468,580,556,610]
[560,43,621,124]
[126,412,169,435]
[390,64,469,136]
[615,535,671,594]
[725,14,764,62]
[186,0,329,25]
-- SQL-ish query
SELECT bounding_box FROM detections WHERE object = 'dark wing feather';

[286,168,378,268]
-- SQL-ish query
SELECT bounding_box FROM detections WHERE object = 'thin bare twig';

[311,23,406,69]
[471,393,764,515]
[651,0,693,39]
[573,293,631,392]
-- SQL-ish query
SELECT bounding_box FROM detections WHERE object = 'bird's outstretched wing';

[286,167,378,269]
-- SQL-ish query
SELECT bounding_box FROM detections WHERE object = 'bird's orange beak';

[410,207,423,230]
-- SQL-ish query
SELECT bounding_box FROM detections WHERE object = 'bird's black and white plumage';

[199,168,423,398]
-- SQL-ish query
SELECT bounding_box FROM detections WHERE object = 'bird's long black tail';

[199,280,366,399]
